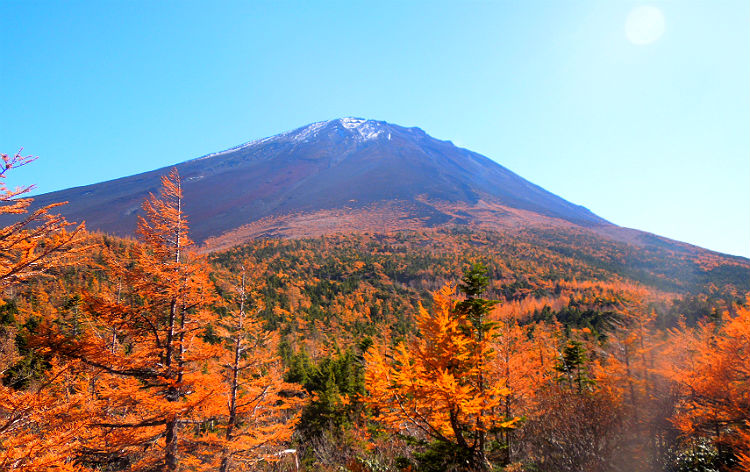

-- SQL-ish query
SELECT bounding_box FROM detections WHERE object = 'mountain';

[22,118,612,245]
[14,117,749,282]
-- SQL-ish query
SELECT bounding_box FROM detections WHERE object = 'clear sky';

[1,1,748,257]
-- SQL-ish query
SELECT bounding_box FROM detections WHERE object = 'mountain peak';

[289,117,391,141]
[263,117,402,147]
[195,116,434,160]
[331,117,389,141]
[22,117,610,244]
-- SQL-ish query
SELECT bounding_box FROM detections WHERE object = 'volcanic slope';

[16,117,750,291]
[25,118,612,243]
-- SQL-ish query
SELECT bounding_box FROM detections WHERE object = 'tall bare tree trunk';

[165,298,178,471]
[220,270,246,472]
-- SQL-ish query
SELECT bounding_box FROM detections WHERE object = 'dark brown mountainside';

[21,118,611,243]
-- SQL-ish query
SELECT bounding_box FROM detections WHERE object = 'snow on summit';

[338,118,385,141]
[196,118,387,161]
[288,120,329,142]
[273,117,388,143]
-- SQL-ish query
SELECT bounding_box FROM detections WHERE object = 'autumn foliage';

[2,166,295,471]
[666,303,750,470]
[0,150,83,290]
[1,161,748,471]
[211,261,300,471]
[365,280,516,470]
[0,151,85,472]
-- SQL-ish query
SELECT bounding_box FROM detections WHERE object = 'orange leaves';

[36,169,227,470]
[213,262,301,471]
[3,156,747,470]
[0,359,90,472]
[664,301,750,469]
[364,282,515,463]
[0,151,85,290]
[0,152,87,471]
[137,168,192,258]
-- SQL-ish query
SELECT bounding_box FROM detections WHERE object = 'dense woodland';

[1,152,749,471]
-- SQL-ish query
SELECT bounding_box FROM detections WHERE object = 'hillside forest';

[1,152,749,472]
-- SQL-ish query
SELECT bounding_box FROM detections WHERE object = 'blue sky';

[1,1,748,257]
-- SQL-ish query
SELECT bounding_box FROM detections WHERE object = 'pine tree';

[555,340,593,393]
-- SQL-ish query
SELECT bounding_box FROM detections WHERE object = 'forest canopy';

[1,164,748,471]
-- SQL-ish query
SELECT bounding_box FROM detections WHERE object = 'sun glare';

[625,5,665,45]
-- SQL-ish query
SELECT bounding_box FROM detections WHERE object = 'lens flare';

[625,6,665,45]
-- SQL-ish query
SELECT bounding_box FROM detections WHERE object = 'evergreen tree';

[555,340,594,393]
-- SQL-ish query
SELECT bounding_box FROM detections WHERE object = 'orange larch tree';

[0,151,86,471]
[365,264,515,471]
[0,358,92,472]
[0,150,84,290]
[209,261,300,472]
[666,301,750,470]
[490,303,560,465]
[44,169,223,470]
